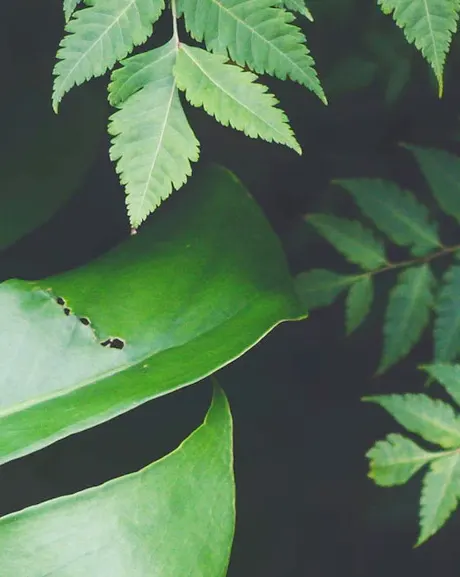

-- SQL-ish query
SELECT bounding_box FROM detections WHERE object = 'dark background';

[2,0,460,574]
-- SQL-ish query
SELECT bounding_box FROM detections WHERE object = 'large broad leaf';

[174,45,300,153]
[53,0,165,110]
[109,40,200,227]
[377,0,460,96]
[335,179,441,256]
[0,80,105,251]
[0,166,304,465]
[176,0,326,103]
[0,385,235,577]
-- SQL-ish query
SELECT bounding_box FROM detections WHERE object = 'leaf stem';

[171,0,179,45]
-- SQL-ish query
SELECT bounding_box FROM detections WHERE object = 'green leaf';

[364,394,460,448]
[377,0,460,96]
[109,40,199,227]
[406,145,460,223]
[174,44,300,153]
[0,386,235,577]
[53,0,165,111]
[435,265,460,362]
[64,0,81,21]
[283,0,314,21]
[367,433,440,486]
[418,454,460,545]
[177,0,326,103]
[0,79,105,251]
[307,214,387,270]
[423,364,460,406]
[0,166,304,466]
[335,178,441,256]
[295,269,356,309]
[345,276,373,334]
[378,265,435,373]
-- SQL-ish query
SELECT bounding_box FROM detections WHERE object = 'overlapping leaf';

[177,0,326,102]
[435,265,460,362]
[367,433,440,486]
[174,44,300,153]
[306,214,387,270]
[335,178,441,256]
[53,0,165,110]
[345,276,373,334]
[109,40,199,227]
[424,363,460,406]
[378,0,460,95]
[0,386,235,577]
[295,269,357,309]
[407,144,460,223]
[378,265,435,373]
[0,167,305,466]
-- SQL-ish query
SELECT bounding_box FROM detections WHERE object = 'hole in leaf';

[79,317,90,326]
[56,296,66,306]
[63,307,71,316]
[100,337,125,350]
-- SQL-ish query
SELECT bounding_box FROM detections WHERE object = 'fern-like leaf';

[108,40,199,227]
[424,364,460,407]
[177,0,326,103]
[418,454,460,545]
[282,0,314,21]
[346,276,373,334]
[435,265,460,362]
[53,0,165,111]
[295,269,356,309]
[377,0,460,96]
[364,394,460,449]
[378,264,435,373]
[174,45,300,153]
[336,179,441,256]
[64,0,81,21]
[407,145,460,224]
[307,214,387,270]
[367,433,440,486]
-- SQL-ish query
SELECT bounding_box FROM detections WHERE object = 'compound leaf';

[174,44,300,153]
[335,179,441,256]
[0,386,235,577]
[377,0,460,96]
[407,145,460,224]
[53,0,165,110]
[0,166,304,466]
[435,265,460,362]
[423,364,460,407]
[307,214,387,270]
[346,275,373,334]
[418,454,460,545]
[367,433,440,486]
[295,269,356,309]
[109,40,199,227]
[378,264,435,373]
[177,0,326,103]
[364,394,460,449]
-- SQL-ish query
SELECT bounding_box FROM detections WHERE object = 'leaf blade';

[364,394,460,448]
[335,178,441,256]
[109,41,200,227]
[294,269,356,309]
[307,214,387,270]
[423,364,460,407]
[435,265,460,362]
[367,433,440,486]
[346,276,374,334]
[174,44,300,153]
[378,264,435,373]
